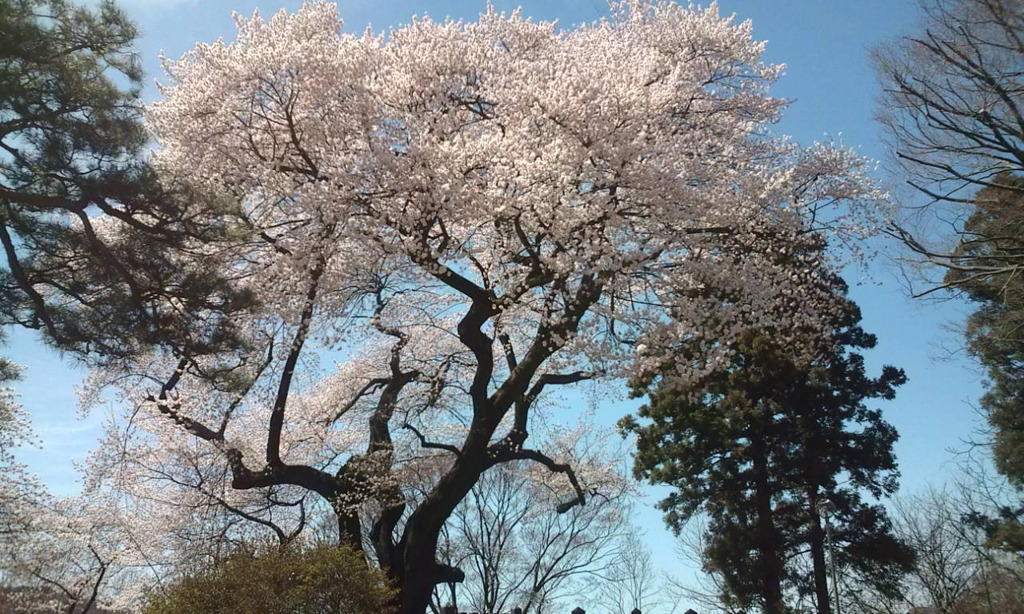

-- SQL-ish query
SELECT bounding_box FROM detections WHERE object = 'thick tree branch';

[78,547,108,614]
[403,422,461,457]
[489,447,587,514]
[267,253,326,466]
[0,221,62,342]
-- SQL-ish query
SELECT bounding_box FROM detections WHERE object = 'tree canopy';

[6,1,889,612]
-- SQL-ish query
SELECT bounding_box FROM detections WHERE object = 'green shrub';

[142,544,394,614]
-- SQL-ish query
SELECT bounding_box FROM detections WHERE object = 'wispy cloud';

[35,420,100,437]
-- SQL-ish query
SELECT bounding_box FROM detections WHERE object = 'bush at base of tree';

[141,544,395,614]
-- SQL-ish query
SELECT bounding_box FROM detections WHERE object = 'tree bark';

[807,491,832,614]
[399,453,483,614]
[751,431,785,614]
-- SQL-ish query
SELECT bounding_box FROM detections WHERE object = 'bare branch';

[403,422,462,457]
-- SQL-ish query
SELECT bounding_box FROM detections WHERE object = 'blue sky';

[13,0,987,606]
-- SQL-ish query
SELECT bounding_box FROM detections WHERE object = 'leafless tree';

[953,562,1024,613]
[434,448,631,614]
[660,518,748,614]
[844,486,1024,614]
[594,531,667,614]
[892,489,985,613]
[875,0,1024,294]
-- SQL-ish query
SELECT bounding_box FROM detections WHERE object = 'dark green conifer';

[623,274,913,614]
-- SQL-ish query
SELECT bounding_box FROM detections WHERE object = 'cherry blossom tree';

[85,2,887,612]
[0,355,34,545]
[3,495,127,614]
[0,353,108,613]
[1,373,143,614]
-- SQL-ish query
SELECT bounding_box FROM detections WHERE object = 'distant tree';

[623,274,913,614]
[594,532,664,614]
[953,562,1024,614]
[850,487,1024,614]
[0,345,138,614]
[0,348,33,542]
[889,489,987,614]
[141,543,394,614]
[2,493,135,614]
[435,424,630,614]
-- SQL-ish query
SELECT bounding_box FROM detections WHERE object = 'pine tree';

[622,276,914,614]
[0,0,250,362]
